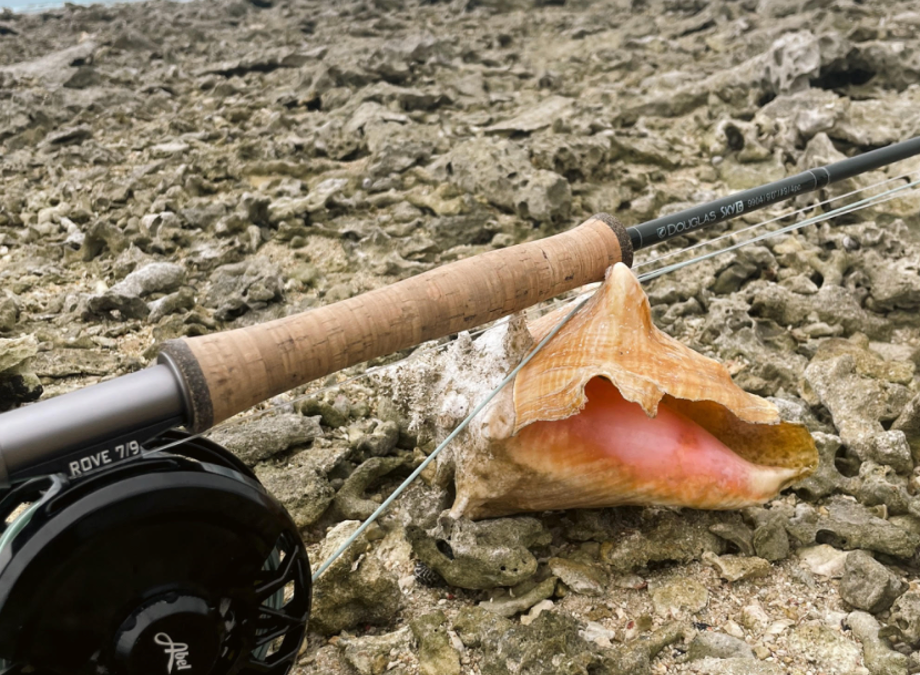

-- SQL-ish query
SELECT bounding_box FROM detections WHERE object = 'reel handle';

[160,213,633,432]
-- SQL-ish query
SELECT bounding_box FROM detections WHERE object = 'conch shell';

[444,263,818,520]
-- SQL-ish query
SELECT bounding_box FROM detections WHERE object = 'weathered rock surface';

[3,0,920,672]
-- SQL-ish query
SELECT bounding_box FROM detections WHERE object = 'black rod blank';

[627,135,920,251]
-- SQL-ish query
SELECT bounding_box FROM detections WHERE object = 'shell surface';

[450,263,817,519]
[379,263,817,521]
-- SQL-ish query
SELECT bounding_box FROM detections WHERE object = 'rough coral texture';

[4,0,920,672]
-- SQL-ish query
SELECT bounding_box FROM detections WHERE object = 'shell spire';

[449,263,817,520]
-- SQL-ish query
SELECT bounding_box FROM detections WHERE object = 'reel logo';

[154,633,193,672]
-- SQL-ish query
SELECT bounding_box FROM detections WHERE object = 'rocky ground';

[3,0,920,673]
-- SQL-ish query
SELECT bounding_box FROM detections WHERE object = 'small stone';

[411,611,461,675]
[0,335,38,373]
[888,590,920,646]
[840,550,907,613]
[520,599,554,627]
[818,496,920,557]
[0,335,41,411]
[703,552,772,582]
[764,619,795,636]
[253,447,339,529]
[355,420,400,456]
[687,631,756,660]
[579,619,616,647]
[795,433,858,501]
[547,557,608,596]
[851,431,915,475]
[338,627,412,675]
[112,262,186,298]
[298,395,351,429]
[709,519,755,557]
[147,287,195,323]
[752,517,790,562]
[479,577,556,618]
[846,611,909,675]
[310,520,402,635]
[0,296,19,332]
[613,573,647,590]
[723,621,745,639]
[687,657,784,674]
[741,603,771,634]
[209,413,322,465]
[452,607,513,649]
[798,544,849,578]
[483,96,573,134]
[648,577,709,618]
[601,510,723,573]
[334,455,413,520]
[205,259,284,321]
[407,516,550,590]
[787,622,862,675]
[150,141,190,157]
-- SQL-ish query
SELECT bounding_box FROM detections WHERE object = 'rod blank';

[627,135,920,251]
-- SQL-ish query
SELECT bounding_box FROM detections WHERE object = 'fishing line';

[638,176,920,282]
[632,172,914,273]
[145,176,919,577]
[309,177,920,579]
[310,294,590,581]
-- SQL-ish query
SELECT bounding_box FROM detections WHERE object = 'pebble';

[703,552,772,582]
[547,557,607,596]
[839,550,907,613]
[687,632,756,661]
[520,599,554,627]
[479,577,557,619]
[648,577,709,618]
[797,544,849,578]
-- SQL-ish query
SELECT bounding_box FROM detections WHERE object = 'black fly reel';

[0,431,311,675]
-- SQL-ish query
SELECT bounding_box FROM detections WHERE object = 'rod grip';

[160,213,632,432]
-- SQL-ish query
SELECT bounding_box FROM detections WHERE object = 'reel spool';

[0,431,311,675]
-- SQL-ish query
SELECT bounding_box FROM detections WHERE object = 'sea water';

[2,0,162,12]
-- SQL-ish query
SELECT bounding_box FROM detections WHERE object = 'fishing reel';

[0,430,311,675]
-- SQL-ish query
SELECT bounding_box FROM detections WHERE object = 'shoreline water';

[2,0,179,14]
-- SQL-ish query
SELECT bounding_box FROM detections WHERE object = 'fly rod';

[629,135,920,250]
[4,136,920,488]
[0,135,918,674]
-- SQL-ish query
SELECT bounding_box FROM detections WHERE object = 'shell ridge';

[456,262,817,518]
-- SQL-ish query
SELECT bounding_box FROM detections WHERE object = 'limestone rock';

[687,631,755,661]
[547,557,608,596]
[601,511,723,573]
[786,622,861,675]
[840,550,907,614]
[846,611,909,675]
[204,258,284,321]
[434,137,571,223]
[310,520,402,635]
[887,590,920,646]
[411,611,461,675]
[702,552,772,583]
[408,516,550,590]
[648,577,709,618]
[479,577,556,618]
[210,413,322,465]
[338,628,412,675]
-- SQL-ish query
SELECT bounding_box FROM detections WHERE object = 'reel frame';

[0,431,311,675]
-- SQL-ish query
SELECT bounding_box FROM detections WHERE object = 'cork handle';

[160,213,633,432]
